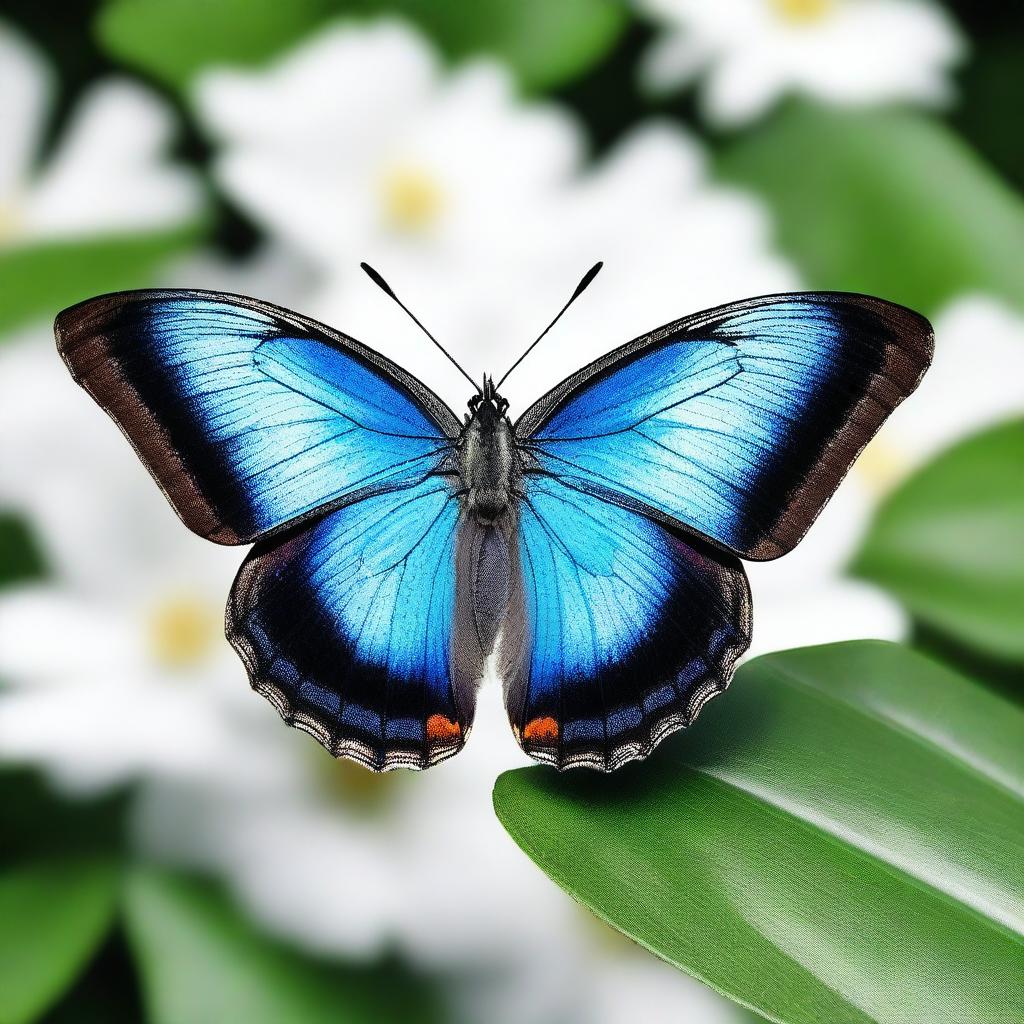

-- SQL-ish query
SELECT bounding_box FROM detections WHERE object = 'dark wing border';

[515,291,933,560]
[55,288,463,544]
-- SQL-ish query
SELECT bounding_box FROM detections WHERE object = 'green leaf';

[95,0,625,92]
[0,860,119,1024]
[124,869,440,1024]
[95,0,338,89]
[852,419,1024,664]
[494,641,1024,1024]
[0,775,126,867]
[347,0,627,91]
[0,512,47,588]
[0,226,203,336]
[717,103,1024,317]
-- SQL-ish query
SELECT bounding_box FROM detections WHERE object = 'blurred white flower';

[636,0,963,126]
[0,20,200,250]
[194,19,577,276]
[193,18,796,411]
[0,331,252,790]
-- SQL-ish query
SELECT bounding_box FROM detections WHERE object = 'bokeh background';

[0,2,1021,1022]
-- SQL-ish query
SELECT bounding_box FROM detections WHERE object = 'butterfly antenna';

[360,262,480,392]
[495,261,603,390]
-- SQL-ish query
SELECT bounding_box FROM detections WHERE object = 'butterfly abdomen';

[459,396,518,527]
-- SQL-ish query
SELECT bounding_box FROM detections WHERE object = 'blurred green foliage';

[853,420,1024,665]
[0,227,205,338]
[124,871,441,1024]
[0,861,120,1024]
[718,103,1024,317]
[95,0,627,92]
[495,641,1024,1024]
[0,774,439,1024]
[0,772,126,1024]
[0,514,47,588]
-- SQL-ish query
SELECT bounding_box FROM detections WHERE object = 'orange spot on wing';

[523,716,559,744]
[426,714,461,743]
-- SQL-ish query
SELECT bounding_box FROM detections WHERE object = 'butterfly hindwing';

[500,475,751,770]
[227,475,477,770]
[517,293,933,559]
[56,290,459,544]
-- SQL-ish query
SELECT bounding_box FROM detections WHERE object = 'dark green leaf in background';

[0,226,203,337]
[0,860,119,1024]
[494,642,1024,1024]
[0,513,47,589]
[853,420,1024,665]
[95,0,626,93]
[124,869,440,1024]
[717,103,1024,318]
[40,930,147,1024]
[0,772,126,864]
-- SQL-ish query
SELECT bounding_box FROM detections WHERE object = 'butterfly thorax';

[460,385,518,527]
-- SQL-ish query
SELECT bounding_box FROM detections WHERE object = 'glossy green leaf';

[717,103,1024,316]
[0,860,119,1024]
[853,420,1024,664]
[0,227,202,336]
[124,869,440,1024]
[95,0,625,92]
[494,641,1024,1024]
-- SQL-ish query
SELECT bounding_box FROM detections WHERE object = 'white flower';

[193,19,796,411]
[194,20,577,272]
[636,0,964,126]
[0,331,254,790]
[0,20,200,249]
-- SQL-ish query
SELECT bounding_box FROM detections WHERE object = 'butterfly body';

[459,379,518,527]
[55,286,933,772]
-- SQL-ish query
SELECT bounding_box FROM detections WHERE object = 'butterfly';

[55,264,932,772]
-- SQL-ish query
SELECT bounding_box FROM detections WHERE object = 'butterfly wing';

[516,293,933,559]
[228,475,480,770]
[502,474,751,770]
[55,290,460,544]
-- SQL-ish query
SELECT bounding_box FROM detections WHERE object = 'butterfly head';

[468,375,509,424]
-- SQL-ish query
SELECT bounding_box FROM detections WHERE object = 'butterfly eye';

[498,398,509,415]
[468,394,482,410]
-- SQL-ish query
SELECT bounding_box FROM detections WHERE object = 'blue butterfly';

[55,264,932,771]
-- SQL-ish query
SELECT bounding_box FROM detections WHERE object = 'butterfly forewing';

[55,290,460,544]
[517,293,933,560]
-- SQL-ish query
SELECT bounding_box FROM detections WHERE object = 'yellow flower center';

[147,594,220,669]
[855,436,912,497]
[770,0,836,23]
[379,165,444,233]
